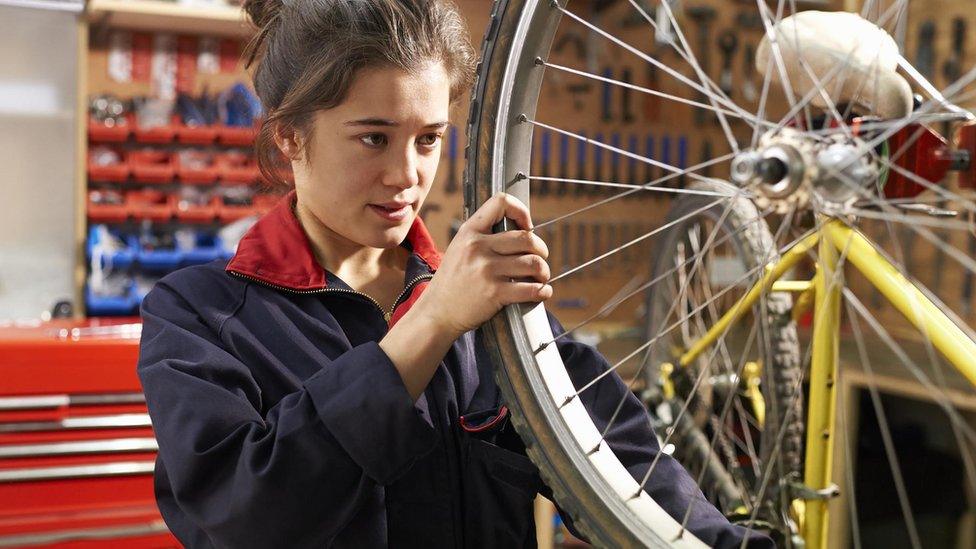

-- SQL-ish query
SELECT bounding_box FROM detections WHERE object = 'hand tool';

[699,138,713,178]
[643,60,661,123]
[554,29,587,59]
[741,43,759,103]
[592,223,603,274]
[610,133,622,193]
[717,29,739,98]
[561,222,572,276]
[558,133,570,195]
[592,132,605,195]
[661,135,672,189]
[734,11,764,31]
[621,68,635,123]
[677,135,688,188]
[644,133,656,197]
[687,6,717,126]
[577,222,589,277]
[943,18,966,91]
[575,131,588,196]
[556,298,589,309]
[628,223,640,268]
[607,223,617,270]
[628,134,640,193]
[654,0,678,47]
[538,129,551,196]
[963,227,976,317]
[567,83,592,111]
[445,126,458,194]
[601,67,613,122]
[914,20,936,82]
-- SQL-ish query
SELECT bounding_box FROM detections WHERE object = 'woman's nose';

[385,147,420,189]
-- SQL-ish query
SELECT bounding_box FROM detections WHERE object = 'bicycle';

[463,1,976,547]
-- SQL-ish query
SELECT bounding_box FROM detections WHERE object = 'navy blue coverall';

[136,191,774,548]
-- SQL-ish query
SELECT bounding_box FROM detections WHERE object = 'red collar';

[225,191,442,291]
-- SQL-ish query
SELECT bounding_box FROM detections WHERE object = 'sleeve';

[546,312,774,549]
[137,281,437,547]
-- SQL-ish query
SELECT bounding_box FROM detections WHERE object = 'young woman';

[136,0,773,546]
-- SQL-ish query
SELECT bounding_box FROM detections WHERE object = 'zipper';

[228,270,434,323]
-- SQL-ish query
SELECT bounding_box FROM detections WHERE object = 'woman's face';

[291,63,451,251]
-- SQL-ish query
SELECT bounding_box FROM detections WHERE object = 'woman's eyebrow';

[344,118,450,128]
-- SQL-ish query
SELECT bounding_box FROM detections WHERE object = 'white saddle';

[755,10,914,119]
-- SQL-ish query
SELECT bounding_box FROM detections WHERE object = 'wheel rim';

[464,0,976,547]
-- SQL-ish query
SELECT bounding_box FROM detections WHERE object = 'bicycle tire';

[645,179,803,529]
[463,0,712,545]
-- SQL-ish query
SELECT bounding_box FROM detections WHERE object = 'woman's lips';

[368,203,411,222]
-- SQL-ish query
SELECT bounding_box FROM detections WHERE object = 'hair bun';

[243,0,284,29]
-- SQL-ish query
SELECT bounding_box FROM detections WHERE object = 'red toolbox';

[0,319,179,548]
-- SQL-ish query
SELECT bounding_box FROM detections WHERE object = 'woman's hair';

[242,0,477,188]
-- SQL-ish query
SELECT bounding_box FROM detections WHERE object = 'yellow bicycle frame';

[676,218,976,549]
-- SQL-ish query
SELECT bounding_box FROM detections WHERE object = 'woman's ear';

[273,124,303,161]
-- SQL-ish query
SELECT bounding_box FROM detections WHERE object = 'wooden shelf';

[86,0,254,37]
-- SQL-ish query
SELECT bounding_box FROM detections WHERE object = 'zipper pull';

[384,311,392,322]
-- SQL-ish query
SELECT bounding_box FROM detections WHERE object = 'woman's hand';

[416,193,552,339]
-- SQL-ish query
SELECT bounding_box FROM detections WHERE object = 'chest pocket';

[459,406,545,548]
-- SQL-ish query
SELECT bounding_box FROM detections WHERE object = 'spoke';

[564,217,811,400]
[807,109,976,135]
[528,175,736,198]
[548,199,725,284]
[836,374,863,549]
[655,0,740,153]
[622,0,732,108]
[530,153,743,234]
[898,55,975,120]
[574,223,821,470]
[675,194,805,532]
[541,60,773,130]
[543,205,776,351]
[844,297,922,549]
[556,3,754,121]
[754,0,808,130]
[847,207,976,233]
[843,287,976,447]
[522,117,731,191]
[750,18,778,148]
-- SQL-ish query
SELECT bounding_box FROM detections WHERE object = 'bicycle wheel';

[644,178,802,534]
[464,0,976,546]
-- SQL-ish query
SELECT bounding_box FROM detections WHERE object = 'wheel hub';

[731,129,879,213]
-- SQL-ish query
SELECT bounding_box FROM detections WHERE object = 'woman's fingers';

[493,254,551,284]
[463,193,533,234]
[501,281,553,304]
[486,229,549,258]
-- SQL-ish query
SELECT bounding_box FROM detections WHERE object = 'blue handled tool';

[677,135,688,189]
[557,133,569,195]
[644,133,655,197]
[628,134,639,197]
[538,129,551,196]
[609,132,621,195]
[575,130,587,196]
[661,135,672,192]
[592,132,604,195]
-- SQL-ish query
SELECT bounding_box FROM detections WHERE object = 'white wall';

[0,4,79,319]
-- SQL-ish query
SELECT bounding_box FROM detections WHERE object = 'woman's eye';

[418,133,442,147]
[360,134,386,147]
